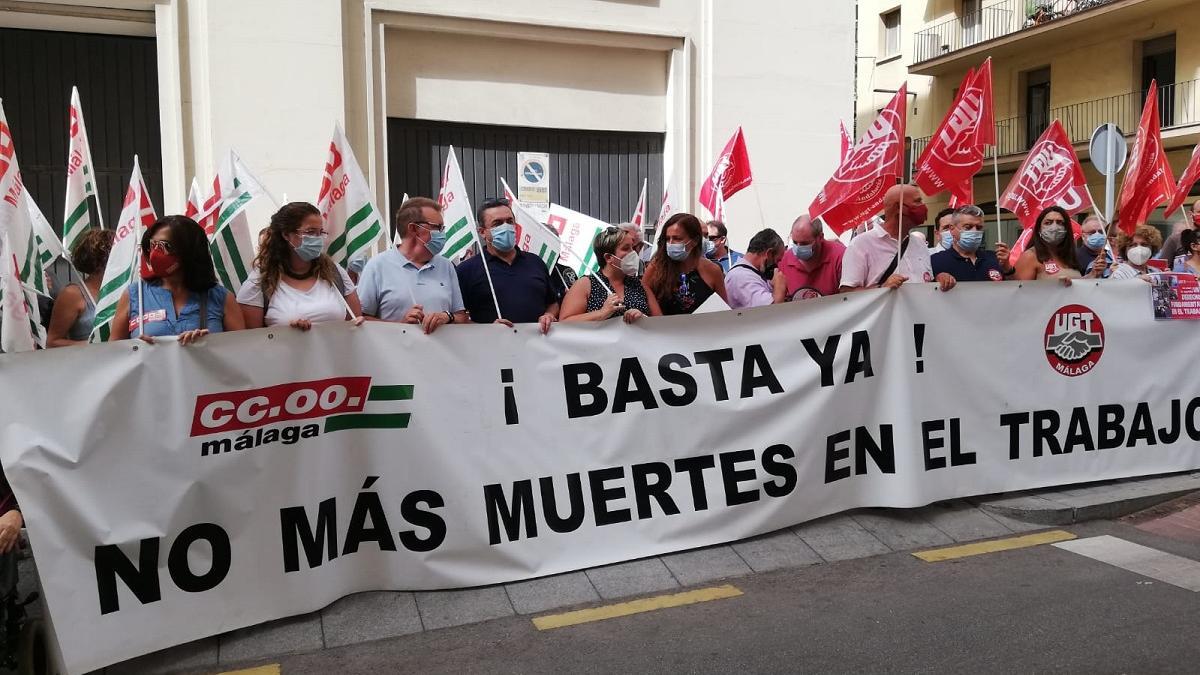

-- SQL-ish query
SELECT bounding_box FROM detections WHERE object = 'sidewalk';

[100,471,1200,674]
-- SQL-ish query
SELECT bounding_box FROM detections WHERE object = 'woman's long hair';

[253,202,340,300]
[644,213,704,303]
[1031,206,1082,273]
[141,215,218,293]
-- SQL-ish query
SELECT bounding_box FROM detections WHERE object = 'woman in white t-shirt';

[238,202,364,330]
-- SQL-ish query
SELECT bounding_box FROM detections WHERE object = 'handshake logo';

[1044,305,1105,377]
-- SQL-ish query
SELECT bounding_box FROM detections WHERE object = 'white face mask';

[610,251,640,276]
[1127,245,1152,266]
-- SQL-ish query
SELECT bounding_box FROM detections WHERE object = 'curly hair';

[644,212,704,303]
[141,216,218,293]
[1031,206,1083,273]
[1115,224,1163,259]
[253,202,340,300]
[70,228,115,276]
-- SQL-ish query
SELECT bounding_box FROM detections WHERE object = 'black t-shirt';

[456,250,557,323]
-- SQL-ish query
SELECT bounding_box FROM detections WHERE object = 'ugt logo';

[1043,305,1105,377]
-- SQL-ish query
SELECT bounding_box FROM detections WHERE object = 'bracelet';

[444,311,454,324]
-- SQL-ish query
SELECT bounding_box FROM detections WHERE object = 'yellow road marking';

[912,529,1077,562]
[533,584,743,630]
[218,666,280,675]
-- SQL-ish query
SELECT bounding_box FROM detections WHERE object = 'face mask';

[1040,224,1066,245]
[348,256,367,275]
[902,204,928,226]
[958,230,984,252]
[939,231,955,250]
[610,251,641,277]
[703,238,716,257]
[293,234,325,262]
[762,261,777,280]
[147,248,180,278]
[1085,232,1107,250]
[792,244,815,261]
[1192,212,1200,227]
[423,229,447,256]
[666,242,689,261]
[1127,245,1152,266]
[490,223,516,252]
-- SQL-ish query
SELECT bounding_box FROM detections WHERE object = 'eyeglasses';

[149,239,174,253]
[706,235,724,241]
[414,221,445,233]
[296,229,329,238]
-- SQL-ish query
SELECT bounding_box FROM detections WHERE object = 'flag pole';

[135,245,144,339]
[992,142,1003,242]
[751,182,769,228]
[476,233,504,321]
[893,177,904,284]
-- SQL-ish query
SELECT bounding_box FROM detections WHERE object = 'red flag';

[1117,80,1175,234]
[699,127,753,217]
[998,120,1092,230]
[839,121,851,163]
[1164,144,1200,217]
[808,84,908,235]
[915,60,993,206]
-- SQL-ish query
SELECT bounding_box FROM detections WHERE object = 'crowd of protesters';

[6,183,1197,346]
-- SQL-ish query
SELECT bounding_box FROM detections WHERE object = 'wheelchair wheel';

[16,618,46,675]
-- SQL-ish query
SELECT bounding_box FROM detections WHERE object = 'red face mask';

[902,203,929,227]
[141,247,180,280]
[1192,212,1200,227]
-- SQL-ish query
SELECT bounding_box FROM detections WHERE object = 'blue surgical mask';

[666,242,689,261]
[703,238,716,257]
[424,230,447,256]
[491,223,516,252]
[348,255,367,275]
[1085,232,1107,250]
[293,235,326,262]
[792,244,815,261]
[940,231,955,250]
[958,230,984,252]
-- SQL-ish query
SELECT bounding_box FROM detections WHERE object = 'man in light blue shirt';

[358,196,467,334]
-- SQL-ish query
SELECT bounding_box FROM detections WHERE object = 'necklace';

[283,264,316,280]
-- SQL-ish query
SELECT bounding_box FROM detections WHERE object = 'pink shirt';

[778,238,847,300]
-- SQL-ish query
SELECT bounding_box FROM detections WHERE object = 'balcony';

[911,78,1200,168]
[909,0,1192,76]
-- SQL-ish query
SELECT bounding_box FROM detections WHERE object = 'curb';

[970,471,1200,525]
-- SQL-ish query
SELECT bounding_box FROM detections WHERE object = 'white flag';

[650,173,676,250]
[500,177,559,270]
[546,203,607,277]
[318,124,385,267]
[28,192,65,280]
[208,152,263,294]
[91,157,156,342]
[437,146,479,260]
[0,232,39,353]
[184,177,203,218]
[63,87,102,255]
[391,192,410,246]
[0,101,47,296]
[631,178,648,226]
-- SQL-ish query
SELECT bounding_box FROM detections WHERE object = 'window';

[1141,35,1176,128]
[882,9,901,58]
[962,0,982,45]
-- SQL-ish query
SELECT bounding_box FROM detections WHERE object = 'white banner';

[2,282,1200,672]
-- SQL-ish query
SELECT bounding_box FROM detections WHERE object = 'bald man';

[778,214,846,299]
[839,184,955,293]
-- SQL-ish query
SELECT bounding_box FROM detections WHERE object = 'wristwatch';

[444,311,454,324]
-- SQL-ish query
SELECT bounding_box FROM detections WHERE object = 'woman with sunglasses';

[238,202,364,330]
[644,213,728,314]
[111,215,245,344]
[561,225,662,323]
[1013,206,1083,284]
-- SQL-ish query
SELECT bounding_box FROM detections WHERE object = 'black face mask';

[761,260,777,280]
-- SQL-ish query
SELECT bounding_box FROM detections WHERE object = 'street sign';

[1088,123,1128,228]
[1088,123,1127,176]
[516,152,550,208]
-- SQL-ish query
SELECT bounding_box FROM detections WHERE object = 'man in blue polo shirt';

[358,196,468,334]
[931,205,1012,282]
[457,198,558,334]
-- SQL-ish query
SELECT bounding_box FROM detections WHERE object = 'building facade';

[856,0,1200,241]
[0,0,857,252]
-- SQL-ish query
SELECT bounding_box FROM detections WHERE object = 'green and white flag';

[0,101,48,297]
[29,192,65,278]
[500,176,559,270]
[63,86,103,255]
[91,157,156,342]
[318,123,384,267]
[208,152,262,294]
[546,203,607,277]
[0,231,43,353]
[437,146,478,260]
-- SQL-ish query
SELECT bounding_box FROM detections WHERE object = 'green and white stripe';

[208,172,256,294]
[91,157,152,342]
[438,146,480,262]
[328,201,383,266]
[318,124,384,267]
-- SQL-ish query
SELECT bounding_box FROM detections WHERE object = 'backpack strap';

[875,235,913,287]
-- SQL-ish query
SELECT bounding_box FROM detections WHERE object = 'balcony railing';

[910,79,1200,165]
[913,0,1119,64]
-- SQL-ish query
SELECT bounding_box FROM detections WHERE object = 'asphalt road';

[255,519,1200,675]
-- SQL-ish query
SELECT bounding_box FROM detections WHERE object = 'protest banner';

[1150,273,1200,320]
[2,281,1199,672]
